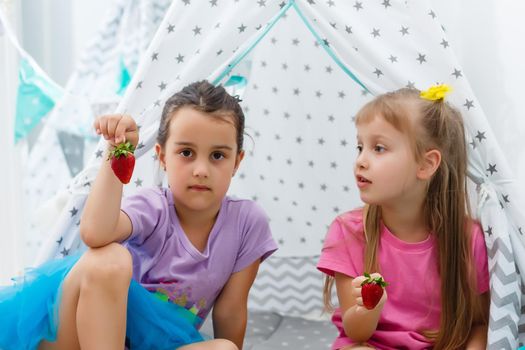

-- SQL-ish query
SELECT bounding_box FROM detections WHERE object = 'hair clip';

[420,84,452,101]
[233,95,243,103]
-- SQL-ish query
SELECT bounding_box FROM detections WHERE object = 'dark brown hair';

[157,80,245,153]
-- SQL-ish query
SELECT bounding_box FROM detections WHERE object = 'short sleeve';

[317,212,363,279]
[120,188,167,245]
[471,222,490,294]
[232,201,278,273]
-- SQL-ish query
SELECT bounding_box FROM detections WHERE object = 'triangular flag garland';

[15,59,64,143]
[0,6,64,144]
[224,75,248,101]
[57,131,85,177]
[116,55,132,96]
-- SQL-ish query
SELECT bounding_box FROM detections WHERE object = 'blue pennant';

[116,56,131,96]
[14,58,63,143]
[224,75,247,100]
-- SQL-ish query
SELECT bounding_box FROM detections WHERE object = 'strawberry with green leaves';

[108,141,136,184]
[361,272,388,310]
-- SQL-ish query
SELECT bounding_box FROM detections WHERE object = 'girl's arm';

[212,259,261,349]
[80,115,138,247]
[465,292,490,349]
[335,272,386,342]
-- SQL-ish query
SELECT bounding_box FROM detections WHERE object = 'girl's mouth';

[189,185,211,191]
[356,175,372,188]
[356,175,371,183]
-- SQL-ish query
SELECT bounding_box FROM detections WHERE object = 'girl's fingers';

[93,119,101,135]
[94,115,135,144]
[97,117,109,140]
[106,116,121,141]
[352,276,366,287]
[114,119,129,144]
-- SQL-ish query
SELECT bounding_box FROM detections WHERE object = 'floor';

[200,310,337,349]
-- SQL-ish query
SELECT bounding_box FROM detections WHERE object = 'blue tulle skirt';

[0,253,204,350]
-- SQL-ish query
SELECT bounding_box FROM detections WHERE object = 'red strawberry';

[108,142,136,184]
[361,273,388,310]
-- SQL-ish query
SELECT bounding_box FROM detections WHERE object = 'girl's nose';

[193,159,210,178]
[355,152,368,169]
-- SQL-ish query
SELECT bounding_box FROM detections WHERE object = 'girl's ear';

[155,143,166,170]
[232,150,245,177]
[417,149,441,180]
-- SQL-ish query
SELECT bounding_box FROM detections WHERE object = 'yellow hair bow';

[420,84,452,101]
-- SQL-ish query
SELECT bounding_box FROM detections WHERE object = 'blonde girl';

[318,86,489,349]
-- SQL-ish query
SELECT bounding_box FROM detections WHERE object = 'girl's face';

[156,106,244,214]
[354,115,423,206]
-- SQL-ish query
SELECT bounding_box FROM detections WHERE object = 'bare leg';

[178,339,239,350]
[39,243,132,350]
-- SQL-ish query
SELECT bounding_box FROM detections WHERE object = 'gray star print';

[464,99,474,110]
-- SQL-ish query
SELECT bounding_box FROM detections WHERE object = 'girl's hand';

[94,114,139,148]
[351,273,387,312]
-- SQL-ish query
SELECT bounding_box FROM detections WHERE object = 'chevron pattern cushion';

[248,256,328,318]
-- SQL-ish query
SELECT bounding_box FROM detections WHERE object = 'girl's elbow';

[345,330,373,344]
[344,324,367,342]
[343,317,374,343]
[79,224,106,248]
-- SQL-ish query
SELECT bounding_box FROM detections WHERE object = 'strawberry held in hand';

[108,142,136,184]
[361,273,388,310]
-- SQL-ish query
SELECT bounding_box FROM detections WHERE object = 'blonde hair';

[323,88,484,349]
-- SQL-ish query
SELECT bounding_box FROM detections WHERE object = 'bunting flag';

[224,75,248,100]
[0,6,64,144]
[15,59,63,143]
[57,131,85,177]
[116,55,132,96]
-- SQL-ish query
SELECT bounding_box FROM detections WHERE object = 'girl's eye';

[211,152,225,160]
[374,145,386,153]
[356,145,363,153]
[180,149,193,157]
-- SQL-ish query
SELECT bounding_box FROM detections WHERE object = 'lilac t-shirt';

[121,187,278,327]
[317,209,489,350]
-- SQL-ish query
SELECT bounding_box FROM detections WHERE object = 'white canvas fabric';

[33,0,524,347]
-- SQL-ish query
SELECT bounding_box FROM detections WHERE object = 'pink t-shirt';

[317,209,489,350]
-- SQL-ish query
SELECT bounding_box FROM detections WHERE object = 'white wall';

[20,0,107,85]
[431,0,525,180]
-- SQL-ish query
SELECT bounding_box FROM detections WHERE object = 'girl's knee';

[217,339,239,350]
[81,243,133,287]
[180,339,238,350]
[213,339,238,350]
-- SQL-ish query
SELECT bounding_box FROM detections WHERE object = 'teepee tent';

[31,0,524,348]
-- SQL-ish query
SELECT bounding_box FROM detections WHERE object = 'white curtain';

[0,1,24,284]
